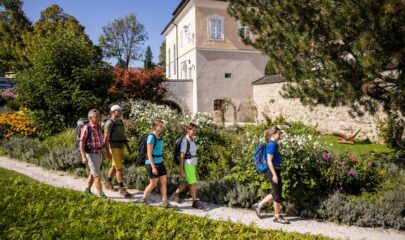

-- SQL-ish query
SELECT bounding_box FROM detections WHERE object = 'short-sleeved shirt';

[181,136,198,165]
[266,140,282,168]
[80,122,104,150]
[145,134,163,165]
[104,119,127,149]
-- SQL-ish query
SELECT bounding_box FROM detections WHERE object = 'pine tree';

[144,45,154,70]
[158,40,166,67]
[228,0,404,115]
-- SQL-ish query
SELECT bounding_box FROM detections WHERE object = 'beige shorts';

[86,153,103,177]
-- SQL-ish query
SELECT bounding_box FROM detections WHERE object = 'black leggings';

[266,169,283,203]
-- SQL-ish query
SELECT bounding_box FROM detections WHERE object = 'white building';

[162,0,268,120]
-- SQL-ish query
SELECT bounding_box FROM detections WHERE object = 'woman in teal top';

[141,120,173,208]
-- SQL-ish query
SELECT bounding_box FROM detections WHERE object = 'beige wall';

[253,83,387,141]
[196,49,268,120]
[195,7,256,51]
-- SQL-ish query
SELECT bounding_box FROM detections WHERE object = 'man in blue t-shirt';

[253,127,290,224]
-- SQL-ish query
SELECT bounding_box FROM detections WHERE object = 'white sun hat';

[110,105,124,112]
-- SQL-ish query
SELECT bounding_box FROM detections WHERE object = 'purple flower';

[367,162,374,168]
[348,169,357,177]
[338,161,346,169]
[322,152,331,161]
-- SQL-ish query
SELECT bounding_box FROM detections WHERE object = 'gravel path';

[1,156,404,240]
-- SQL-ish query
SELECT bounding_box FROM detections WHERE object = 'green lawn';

[0,168,329,240]
[319,135,392,156]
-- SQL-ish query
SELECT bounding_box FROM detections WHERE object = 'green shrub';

[0,168,330,240]
[122,164,150,190]
[44,128,76,149]
[5,98,20,111]
[316,190,404,230]
[41,148,82,171]
[286,121,318,135]
[3,138,48,165]
[377,113,404,149]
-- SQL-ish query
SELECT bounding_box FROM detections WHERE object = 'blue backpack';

[253,143,269,173]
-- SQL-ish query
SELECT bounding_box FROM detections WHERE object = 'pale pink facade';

[162,0,268,118]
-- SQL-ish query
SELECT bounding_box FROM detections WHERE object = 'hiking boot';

[140,197,149,205]
[120,187,132,198]
[192,200,209,211]
[83,188,92,195]
[104,182,116,191]
[99,193,108,199]
[252,203,264,219]
[273,216,290,224]
[159,200,175,209]
[170,192,181,203]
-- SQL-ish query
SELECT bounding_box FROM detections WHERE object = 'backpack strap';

[149,133,162,158]
[184,137,196,159]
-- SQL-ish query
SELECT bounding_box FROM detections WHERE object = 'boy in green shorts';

[171,123,208,210]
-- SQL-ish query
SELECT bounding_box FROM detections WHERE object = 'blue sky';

[22,0,180,67]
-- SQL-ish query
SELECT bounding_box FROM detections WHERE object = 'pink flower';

[367,162,374,168]
[348,169,357,177]
[349,156,358,164]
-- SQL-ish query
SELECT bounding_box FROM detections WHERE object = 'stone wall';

[253,82,387,141]
[163,80,194,114]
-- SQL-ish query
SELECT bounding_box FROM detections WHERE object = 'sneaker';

[105,182,116,191]
[273,216,290,224]
[120,187,132,198]
[170,192,181,203]
[192,200,209,211]
[252,203,264,219]
[83,188,92,195]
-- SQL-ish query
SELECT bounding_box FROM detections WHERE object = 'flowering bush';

[0,88,17,106]
[0,113,36,139]
[0,88,17,100]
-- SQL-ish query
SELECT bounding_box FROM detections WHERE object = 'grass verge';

[0,167,329,240]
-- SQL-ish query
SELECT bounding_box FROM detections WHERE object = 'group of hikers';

[79,104,290,224]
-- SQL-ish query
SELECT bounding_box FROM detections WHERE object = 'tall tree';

[228,1,404,112]
[228,0,404,146]
[99,13,147,68]
[16,5,112,137]
[158,40,166,67]
[143,45,154,70]
[0,0,32,74]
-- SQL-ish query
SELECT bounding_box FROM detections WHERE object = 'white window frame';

[180,31,183,48]
[168,48,171,77]
[208,14,224,41]
[237,20,252,41]
[173,44,176,75]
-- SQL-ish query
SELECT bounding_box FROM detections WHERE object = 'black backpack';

[136,133,159,165]
[76,118,92,153]
[173,137,191,165]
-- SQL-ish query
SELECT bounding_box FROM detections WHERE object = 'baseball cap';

[111,105,124,112]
